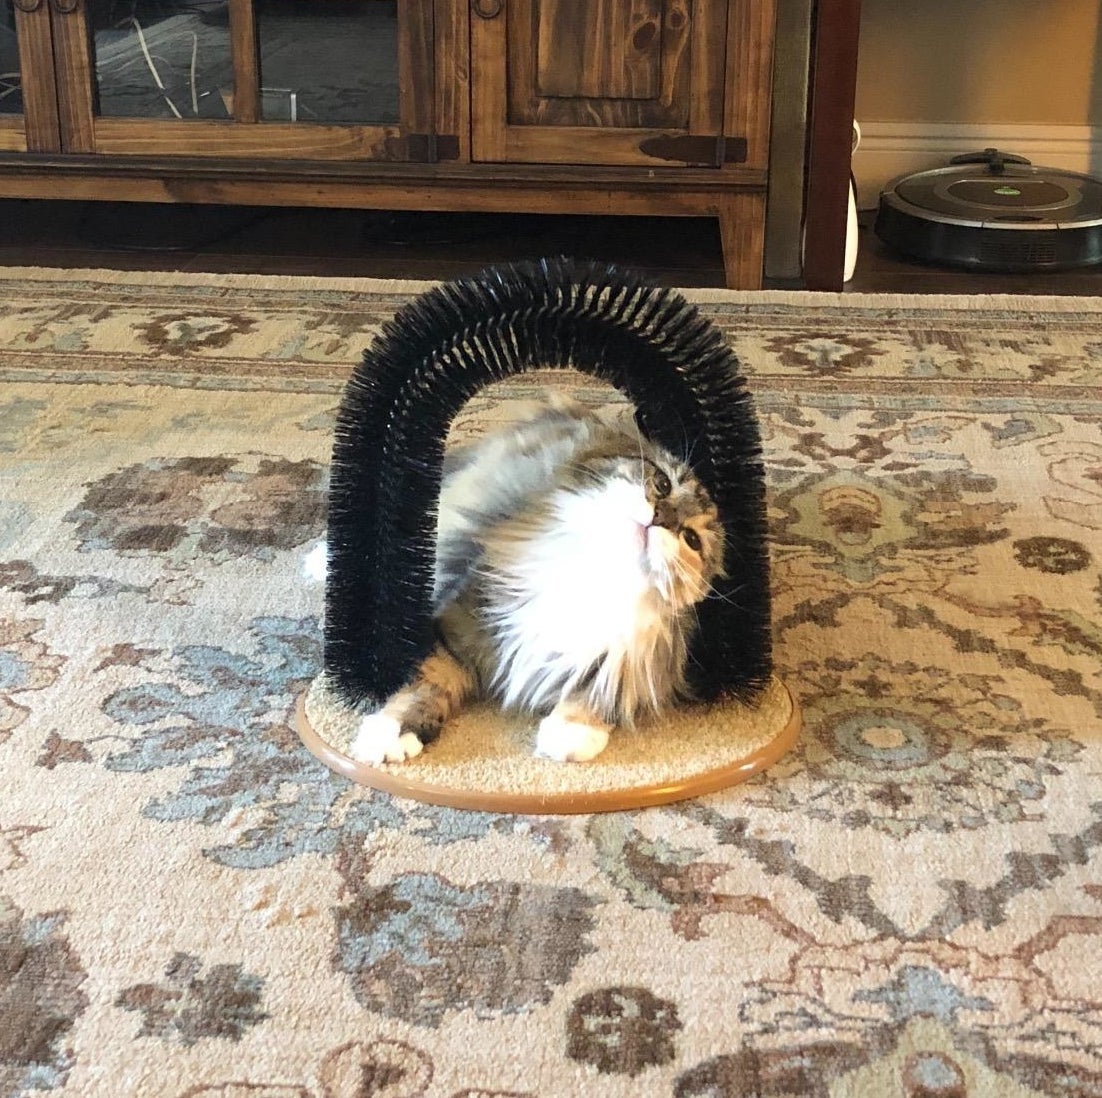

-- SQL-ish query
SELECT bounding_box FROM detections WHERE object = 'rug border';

[3,264,1101,313]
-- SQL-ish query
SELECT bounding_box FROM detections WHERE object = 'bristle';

[324,257,771,711]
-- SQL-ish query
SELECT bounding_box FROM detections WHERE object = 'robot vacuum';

[874,149,1102,271]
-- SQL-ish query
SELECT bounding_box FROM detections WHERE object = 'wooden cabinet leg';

[803,0,862,291]
[717,192,766,289]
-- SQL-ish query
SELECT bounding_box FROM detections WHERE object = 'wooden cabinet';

[471,0,773,174]
[4,0,438,159]
[0,0,788,288]
[472,0,729,167]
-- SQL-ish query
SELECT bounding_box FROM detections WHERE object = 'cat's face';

[580,451,725,611]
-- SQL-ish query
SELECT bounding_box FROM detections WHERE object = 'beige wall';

[855,0,1102,125]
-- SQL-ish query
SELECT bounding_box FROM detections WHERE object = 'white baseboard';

[852,122,1102,210]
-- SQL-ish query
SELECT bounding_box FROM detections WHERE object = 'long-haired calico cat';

[308,394,726,764]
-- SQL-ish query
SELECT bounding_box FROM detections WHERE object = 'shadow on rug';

[1,268,1100,1097]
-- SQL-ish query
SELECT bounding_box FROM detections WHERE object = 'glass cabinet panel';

[88,0,234,119]
[41,0,426,159]
[255,0,398,124]
[1,0,21,115]
[84,0,400,126]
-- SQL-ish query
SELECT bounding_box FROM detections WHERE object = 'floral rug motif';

[1,268,1101,1098]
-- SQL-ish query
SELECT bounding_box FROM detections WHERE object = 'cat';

[309,393,726,764]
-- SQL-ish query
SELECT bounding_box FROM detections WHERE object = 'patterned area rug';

[2,267,1101,1098]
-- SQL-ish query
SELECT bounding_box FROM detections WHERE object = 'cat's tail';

[303,541,328,583]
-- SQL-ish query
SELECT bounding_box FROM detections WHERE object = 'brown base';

[295,676,800,814]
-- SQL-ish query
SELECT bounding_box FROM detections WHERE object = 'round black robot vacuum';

[874,148,1102,271]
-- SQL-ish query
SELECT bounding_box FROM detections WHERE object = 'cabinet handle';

[13,0,43,12]
[52,0,79,12]
[472,0,502,18]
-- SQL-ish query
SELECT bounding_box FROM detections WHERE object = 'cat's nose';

[631,499,655,527]
[651,499,677,530]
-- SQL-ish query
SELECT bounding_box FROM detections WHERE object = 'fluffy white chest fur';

[486,478,675,715]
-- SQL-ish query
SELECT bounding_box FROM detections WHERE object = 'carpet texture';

[1,267,1101,1097]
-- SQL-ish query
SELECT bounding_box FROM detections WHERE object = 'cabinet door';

[1,0,62,151]
[48,0,441,160]
[472,0,758,168]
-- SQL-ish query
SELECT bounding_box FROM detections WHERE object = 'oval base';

[296,674,800,815]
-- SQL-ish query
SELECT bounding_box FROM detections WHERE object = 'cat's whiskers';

[673,418,698,469]
[633,428,649,490]
[667,554,703,607]
[697,581,747,608]
[687,422,706,465]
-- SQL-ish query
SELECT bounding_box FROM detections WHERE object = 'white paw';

[535,714,610,763]
[302,542,328,582]
[349,713,424,765]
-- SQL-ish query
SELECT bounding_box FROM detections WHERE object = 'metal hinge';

[407,133,461,163]
[638,134,748,167]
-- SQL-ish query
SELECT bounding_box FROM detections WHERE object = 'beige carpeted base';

[298,675,799,813]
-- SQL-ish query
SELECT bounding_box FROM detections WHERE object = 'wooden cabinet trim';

[90,119,405,161]
[688,0,727,134]
[0,150,766,189]
[0,122,30,153]
[399,0,435,141]
[470,0,507,161]
[12,0,61,151]
[724,0,777,169]
[50,0,95,152]
[435,0,470,161]
[227,0,260,123]
[0,163,761,210]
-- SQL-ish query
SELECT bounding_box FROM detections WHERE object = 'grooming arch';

[323,258,771,711]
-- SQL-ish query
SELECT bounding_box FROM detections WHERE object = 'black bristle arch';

[324,257,771,711]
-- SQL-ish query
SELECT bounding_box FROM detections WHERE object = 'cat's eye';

[653,470,672,498]
[681,528,703,553]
